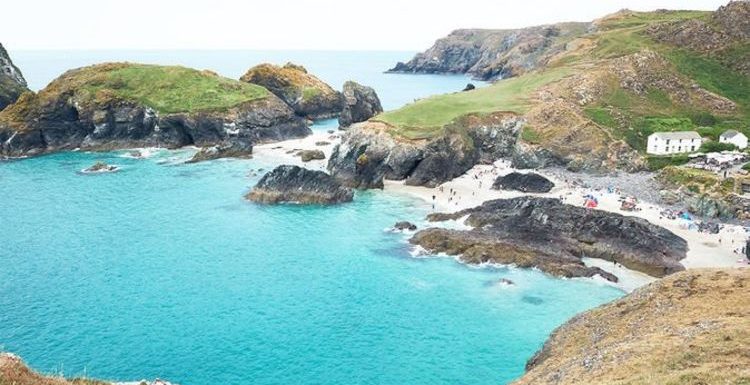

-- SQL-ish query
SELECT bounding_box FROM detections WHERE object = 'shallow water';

[0,51,623,384]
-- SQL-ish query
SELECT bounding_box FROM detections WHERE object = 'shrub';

[699,141,737,153]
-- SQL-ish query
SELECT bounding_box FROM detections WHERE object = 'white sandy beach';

[252,130,750,292]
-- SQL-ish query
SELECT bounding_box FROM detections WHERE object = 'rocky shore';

[513,268,750,385]
[0,43,28,110]
[411,196,688,279]
[247,165,353,204]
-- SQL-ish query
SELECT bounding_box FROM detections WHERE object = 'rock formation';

[187,141,253,163]
[297,149,325,162]
[0,63,310,158]
[492,172,555,193]
[0,43,28,111]
[513,268,750,385]
[388,23,590,80]
[0,352,175,385]
[393,221,417,231]
[411,197,687,279]
[328,113,523,188]
[247,165,353,204]
[338,81,383,128]
[240,62,343,119]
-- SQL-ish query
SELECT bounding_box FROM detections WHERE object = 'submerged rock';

[412,197,687,279]
[186,141,253,163]
[240,62,343,119]
[394,221,418,231]
[0,43,28,111]
[82,161,118,173]
[247,165,353,205]
[297,149,325,162]
[338,81,383,128]
[492,172,555,193]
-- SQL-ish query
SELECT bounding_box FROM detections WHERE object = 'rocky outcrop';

[246,165,353,204]
[240,63,343,119]
[0,352,176,385]
[328,113,523,188]
[338,81,383,128]
[513,268,750,385]
[388,23,589,80]
[492,172,555,193]
[394,221,417,231]
[0,43,28,111]
[187,141,253,163]
[411,197,687,279]
[0,63,311,158]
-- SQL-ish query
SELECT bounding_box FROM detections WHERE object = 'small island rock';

[394,221,418,231]
[298,149,325,162]
[247,165,353,205]
[83,161,118,173]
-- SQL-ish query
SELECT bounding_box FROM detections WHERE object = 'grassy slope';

[376,67,572,140]
[55,63,268,114]
[377,9,750,151]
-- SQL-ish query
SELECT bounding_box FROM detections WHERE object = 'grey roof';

[720,129,742,139]
[650,131,702,140]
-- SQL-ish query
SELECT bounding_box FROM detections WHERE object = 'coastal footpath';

[513,268,750,385]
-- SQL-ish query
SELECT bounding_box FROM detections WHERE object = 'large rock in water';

[0,43,29,111]
[513,268,750,385]
[0,63,311,158]
[328,113,524,188]
[240,62,343,119]
[338,81,383,128]
[492,172,555,193]
[247,165,353,204]
[411,197,687,279]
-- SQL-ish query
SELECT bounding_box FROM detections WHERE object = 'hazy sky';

[2,0,729,50]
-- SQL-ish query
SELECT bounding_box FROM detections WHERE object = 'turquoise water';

[0,51,623,384]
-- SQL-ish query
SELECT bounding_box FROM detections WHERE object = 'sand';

[251,133,749,292]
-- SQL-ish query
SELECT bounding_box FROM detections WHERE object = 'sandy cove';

[253,130,749,292]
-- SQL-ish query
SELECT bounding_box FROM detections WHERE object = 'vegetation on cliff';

[377,2,750,172]
[0,43,29,111]
[513,268,750,385]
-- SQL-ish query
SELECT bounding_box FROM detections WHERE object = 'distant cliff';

[513,268,750,385]
[388,23,590,81]
[0,43,29,110]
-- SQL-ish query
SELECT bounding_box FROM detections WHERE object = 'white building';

[647,131,702,155]
[719,129,748,149]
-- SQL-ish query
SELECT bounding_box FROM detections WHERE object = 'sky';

[1,0,730,51]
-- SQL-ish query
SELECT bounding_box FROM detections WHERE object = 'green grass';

[646,154,690,170]
[375,67,572,139]
[301,87,321,101]
[71,64,269,114]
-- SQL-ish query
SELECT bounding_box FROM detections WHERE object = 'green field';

[62,63,269,114]
[375,67,572,140]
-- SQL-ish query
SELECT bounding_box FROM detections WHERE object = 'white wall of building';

[719,133,748,149]
[647,135,702,155]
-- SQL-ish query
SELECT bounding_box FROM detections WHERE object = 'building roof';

[720,129,744,139]
[649,131,702,140]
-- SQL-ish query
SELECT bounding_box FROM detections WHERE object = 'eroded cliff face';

[513,268,750,385]
[388,23,590,80]
[327,112,524,188]
[0,63,310,158]
[0,43,29,111]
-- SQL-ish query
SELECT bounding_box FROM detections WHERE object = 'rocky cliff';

[247,165,353,204]
[0,43,29,111]
[388,23,590,81]
[0,63,310,158]
[240,62,343,119]
[338,81,383,127]
[328,112,523,188]
[0,352,173,385]
[513,268,750,385]
[411,197,687,279]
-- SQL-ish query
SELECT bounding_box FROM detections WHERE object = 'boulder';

[0,43,28,111]
[82,161,118,173]
[462,83,476,91]
[394,221,418,231]
[338,81,383,128]
[246,165,353,205]
[240,62,343,119]
[492,172,555,193]
[412,197,687,279]
[298,149,325,162]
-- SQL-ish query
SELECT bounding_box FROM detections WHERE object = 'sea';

[0,50,623,385]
